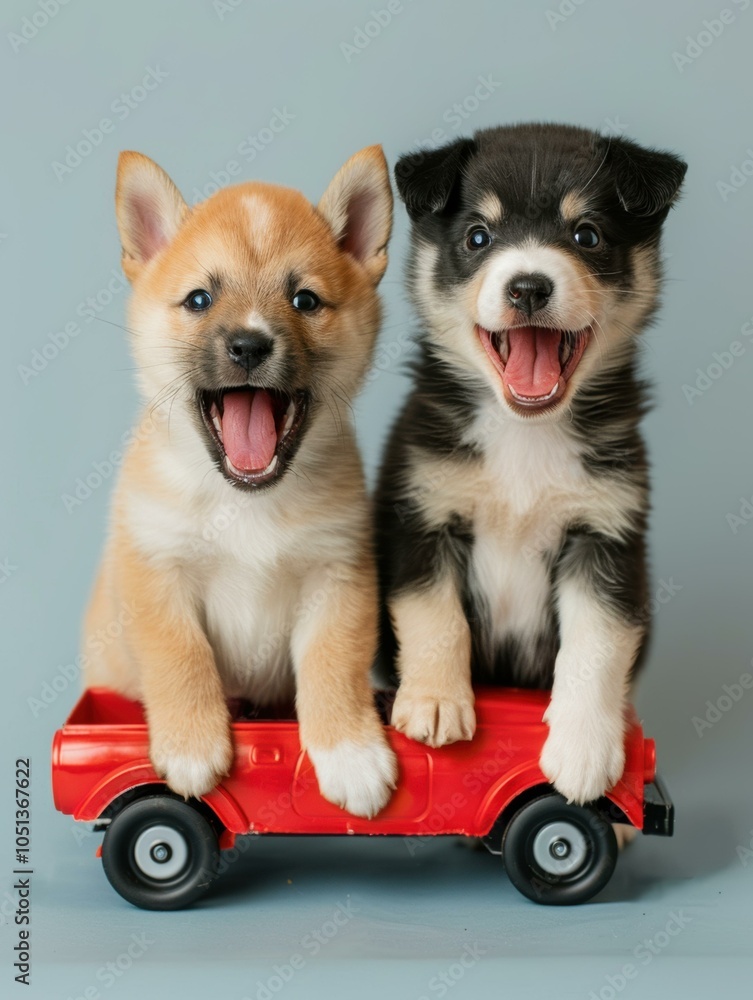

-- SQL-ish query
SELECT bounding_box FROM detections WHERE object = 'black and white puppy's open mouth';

[477,325,590,413]
[198,387,308,486]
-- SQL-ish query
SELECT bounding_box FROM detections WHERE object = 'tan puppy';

[83,146,397,818]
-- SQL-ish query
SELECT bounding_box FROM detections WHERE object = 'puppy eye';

[467,227,492,250]
[184,289,213,311]
[573,225,600,249]
[292,289,320,312]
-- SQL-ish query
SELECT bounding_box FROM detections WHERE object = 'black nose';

[507,272,554,316]
[227,330,274,372]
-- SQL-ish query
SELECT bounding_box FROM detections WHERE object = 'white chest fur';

[467,413,591,654]
[202,549,302,701]
[123,463,355,702]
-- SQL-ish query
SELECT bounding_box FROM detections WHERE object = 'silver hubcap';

[133,824,189,880]
[532,820,588,876]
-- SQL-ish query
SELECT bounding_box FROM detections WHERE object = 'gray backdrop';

[1,0,751,997]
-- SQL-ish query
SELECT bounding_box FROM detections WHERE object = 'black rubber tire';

[502,793,618,905]
[101,796,220,910]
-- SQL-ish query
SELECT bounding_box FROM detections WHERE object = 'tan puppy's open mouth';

[477,324,590,414]
[198,387,308,486]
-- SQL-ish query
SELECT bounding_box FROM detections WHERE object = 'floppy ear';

[606,138,687,218]
[394,138,476,221]
[115,151,188,280]
[318,145,393,284]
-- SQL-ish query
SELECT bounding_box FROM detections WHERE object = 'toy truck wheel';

[101,796,220,910]
[502,793,618,905]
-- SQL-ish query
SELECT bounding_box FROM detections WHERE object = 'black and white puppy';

[376,123,686,804]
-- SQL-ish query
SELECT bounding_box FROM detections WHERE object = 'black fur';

[376,123,685,689]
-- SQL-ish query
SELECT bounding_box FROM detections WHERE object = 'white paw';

[308,739,397,818]
[150,728,233,799]
[391,689,476,748]
[540,708,625,805]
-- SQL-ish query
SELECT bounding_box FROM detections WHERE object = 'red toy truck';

[52,687,673,909]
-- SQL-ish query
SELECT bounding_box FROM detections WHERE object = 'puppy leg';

[389,577,475,747]
[613,823,638,850]
[292,560,397,819]
[541,533,645,804]
[112,536,233,799]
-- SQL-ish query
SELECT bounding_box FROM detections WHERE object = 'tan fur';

[613,823,638,850]
[559,190,590,222]
[85,146,397,816]
[389,578,475,746]
[293,556,382,750]
[476,192,504,224]
[402,438,645,547]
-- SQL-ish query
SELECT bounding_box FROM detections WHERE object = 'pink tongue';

[504,327,562,398]
[221,389,277,471]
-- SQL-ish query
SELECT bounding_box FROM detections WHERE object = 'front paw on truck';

[51,686,673,909]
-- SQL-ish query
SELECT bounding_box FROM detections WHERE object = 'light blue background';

[1,0,752,997]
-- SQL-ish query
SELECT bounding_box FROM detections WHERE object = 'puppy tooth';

[498,331,509,364]
[208,401,224,439]
[282,401,296,436]
[224,454,279,479]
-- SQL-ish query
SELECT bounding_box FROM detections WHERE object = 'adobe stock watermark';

[725,492,753,534]
[52,66,169,182]
[682,313,753,403]
[415,943,486,1000]
[588,911,693,1000]
[186,494,253,553]
[635,577,683,625]
[565,576,683,690]
[434,74,502,131]
[379,602,469,690]
[0,557,18,585]
[249,564,351,666]
[28,601,140,718]
[564,633,633,693]
[365,325,414,383]
[340,0,416,63]
[65,932,155,1000]
[189,107,296,204]
[17,269,128,385]
[736,829,753,867]
[395,73,501,169]
[562,576,682,692]
[672,0,750,72]
[546,0,590,32]
[7,0,74,53]
[213,0,246,19]
[404,738,518,856]
[716,146,753,201]
[61,415,158,513]
[691,669,753,737]
[243,900,359,1000]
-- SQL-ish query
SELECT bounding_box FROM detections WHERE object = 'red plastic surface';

[52,687,650,837]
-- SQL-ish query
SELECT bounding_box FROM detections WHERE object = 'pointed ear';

[606,138,687,218]
[318,145,393,284]
[115,151,188,280]
[394,138,476,221]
